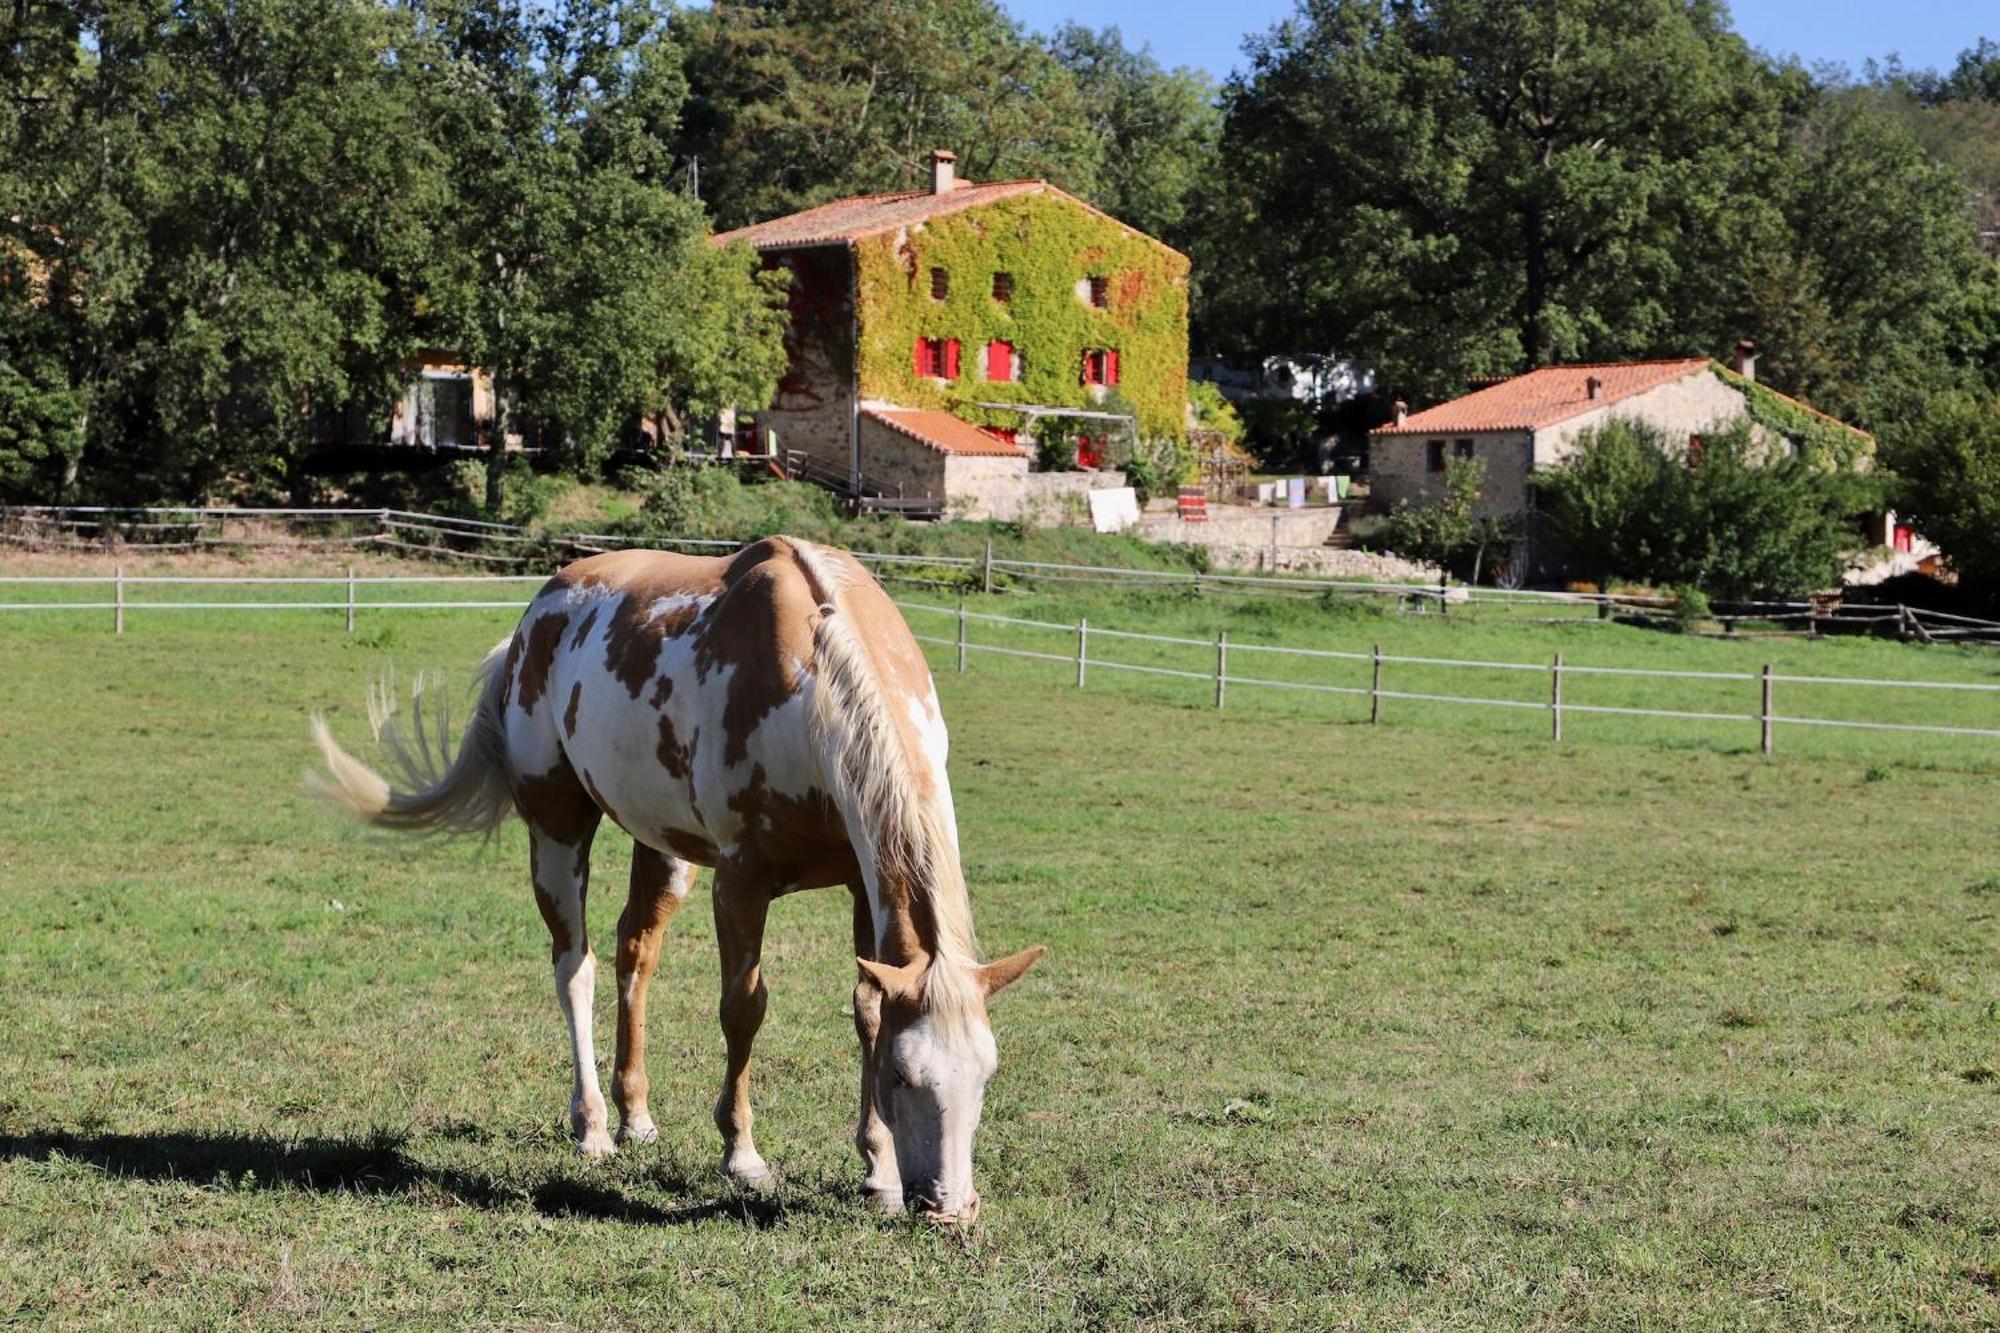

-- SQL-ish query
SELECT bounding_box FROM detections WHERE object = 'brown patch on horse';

[649,674,673,708]
[516,611,569,715]
[568,606,601,651]
[696,541,817,766]
[656,713,693,780]
[512,756,598,847]
[552,549,726,699]
[725,762,858,889]
[563,682,583,739]
[663,828,721,865]
[498,632,525,714]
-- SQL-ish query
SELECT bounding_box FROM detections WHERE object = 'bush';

[626,466,843,542]
[1114,435,1189,504]
[1537,419,1882,599]
[1374,456,1518,581]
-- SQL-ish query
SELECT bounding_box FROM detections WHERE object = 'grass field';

[2,595,1998,1327]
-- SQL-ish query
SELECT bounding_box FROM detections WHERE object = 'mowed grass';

[1,603,1998,1327]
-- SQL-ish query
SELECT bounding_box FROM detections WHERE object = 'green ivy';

[1713,364,1874,470]
[852,190,1190,439]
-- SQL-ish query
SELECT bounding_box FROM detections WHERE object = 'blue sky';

[1003,0,1995,84]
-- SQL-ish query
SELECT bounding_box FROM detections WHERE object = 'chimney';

[930,149,958,196]
[1733,339,1758,382]
[1585,375,1603,402]
[1393,400,1409,427]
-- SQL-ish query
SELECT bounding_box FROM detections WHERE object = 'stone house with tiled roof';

[1369,345,1882,567]
[713,150,1189,518]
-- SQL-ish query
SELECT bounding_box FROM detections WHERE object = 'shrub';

[1374,455,1519,581]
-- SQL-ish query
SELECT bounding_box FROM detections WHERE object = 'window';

[1453,438,1474,460]
[913,337,961,380]
[1082,347,1120,387]
[1687,433,1705,469]
[1426,440,1446,473]
[985,339,1016,383]
[930,267,949,300]
[1087,275,1109,308]
[992,271,1013,303]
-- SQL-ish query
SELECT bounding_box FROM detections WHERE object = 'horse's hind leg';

[611,845,696,1145]
[710,867,774,1188]
[521,771,611,1157]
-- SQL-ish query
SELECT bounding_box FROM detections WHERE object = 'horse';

[309,536,1044,1223]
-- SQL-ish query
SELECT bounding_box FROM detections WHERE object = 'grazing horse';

[310,537,1043,1222]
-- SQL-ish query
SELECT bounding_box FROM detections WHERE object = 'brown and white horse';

[310,537,1043,1222]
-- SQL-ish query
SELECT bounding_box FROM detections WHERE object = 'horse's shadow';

[0,1126,791,1229]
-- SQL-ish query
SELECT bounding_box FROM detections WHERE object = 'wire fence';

[3,570,1997,757]
[7,503,1995,639]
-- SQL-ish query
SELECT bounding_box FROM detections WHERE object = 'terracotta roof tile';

[714,181,1047,251]
[862,407,1027,458]
[1373,359,1711,435]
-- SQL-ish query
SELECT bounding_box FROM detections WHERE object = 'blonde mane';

[793,544,983,1036]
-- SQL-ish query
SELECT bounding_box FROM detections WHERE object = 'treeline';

[3,1,1999,529]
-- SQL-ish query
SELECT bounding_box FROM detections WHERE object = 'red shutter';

[1107,349,1120,386]
[987,340,1013,383]
[944,339,961,380]
[914,338,928,378]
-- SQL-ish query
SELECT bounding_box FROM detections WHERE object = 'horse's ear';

[857,956,925,1002]
[976,944,1047,999]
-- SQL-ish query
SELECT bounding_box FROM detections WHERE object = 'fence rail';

[1,571,1991,755]
[7,503,1998,641]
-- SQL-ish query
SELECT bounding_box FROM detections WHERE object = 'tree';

[1536,420,1880,599]
[673,0,1101,232]
[1881,392,2000,595]
[411,0,788,511]
[1375,455,1517,582]
[1045,25,1219,250]
[1207,0,1790,397]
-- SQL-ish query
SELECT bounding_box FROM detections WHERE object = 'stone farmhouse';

[713,150,1190,519]
[1367,343,1914,573]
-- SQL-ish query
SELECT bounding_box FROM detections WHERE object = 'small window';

[992,271,1012,303]
[986,339,1015,383]
[914,336,959,380]
[930,267,949,300]
[1088,275,1109,308]
[1426,440,1446,473]
[1081,348,1119,387]
[1453,438,1474,460]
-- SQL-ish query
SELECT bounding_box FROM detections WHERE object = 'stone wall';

[1201,545,1439,580]
[1536,369,1751,464]
[855,415,947,500]
[1138,505,1341,550]
[1369,430,1534,518]
[950,466,1126,524]
[759,246,856,476]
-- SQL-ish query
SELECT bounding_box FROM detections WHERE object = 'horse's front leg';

[611,845,696,1145]
[850,884,901,1211]
[526,808,611,1157]
[711,869,774,1188]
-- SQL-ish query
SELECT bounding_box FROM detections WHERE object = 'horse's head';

[856,944,1045,1225]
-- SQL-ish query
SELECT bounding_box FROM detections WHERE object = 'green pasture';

[1,598,1997,1327]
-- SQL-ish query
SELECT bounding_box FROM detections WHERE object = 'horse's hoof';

[723,1154,776,1192]
[575,1129,617,1159]
[616,1121,659,1146]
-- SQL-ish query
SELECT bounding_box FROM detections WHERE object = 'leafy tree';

[410,0,787,511]
[1207,0,1790,397]
[673,0,1101,232]
[1045,25,1219,249]
[1881,392,2000,594]
[1537,420,1880,598]
[1376,454,1517,582]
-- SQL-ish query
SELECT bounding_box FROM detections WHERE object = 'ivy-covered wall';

[850,190,1190,439]
[1712,364,1875,469]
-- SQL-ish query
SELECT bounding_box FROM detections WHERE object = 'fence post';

[1760,664,1775,756]
[1370,643,1383,724]
[956,599,967,673]
[1438,571,1450,616]
[981,539,994,595]
[1551,651,1563,742]
[114,563,124,636]
[1076,618,1088,689]
[346,564,357,634]
[1215,630,1228,710]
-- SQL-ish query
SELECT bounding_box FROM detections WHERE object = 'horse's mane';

[792,542,982,1038]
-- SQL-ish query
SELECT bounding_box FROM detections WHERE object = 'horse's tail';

[307,639,515,836]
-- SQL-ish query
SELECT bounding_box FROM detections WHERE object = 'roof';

[713,179,1184,259]
[861,407,1027,458]
[1373,359,1711,436]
